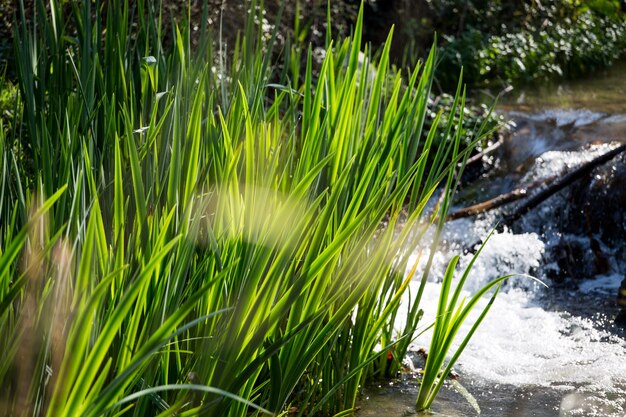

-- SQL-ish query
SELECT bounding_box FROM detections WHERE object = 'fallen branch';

[447,175,558,221]
[463,137,504,166]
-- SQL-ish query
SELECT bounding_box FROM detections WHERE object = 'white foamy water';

[428,285,626,388]
[394,143,626,416]
[398,225,626,415]
[408,276,626,415]
[521,142,621,182]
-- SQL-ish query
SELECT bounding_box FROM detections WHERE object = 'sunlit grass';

[414,233,533,411]
[0,1,498,416]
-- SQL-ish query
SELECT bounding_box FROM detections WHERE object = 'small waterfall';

[363,100,626,416]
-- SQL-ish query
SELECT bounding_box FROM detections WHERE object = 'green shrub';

[435,1,626,88]
[0,76,18,128]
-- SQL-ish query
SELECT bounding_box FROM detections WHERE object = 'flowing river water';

[358,63,626,416]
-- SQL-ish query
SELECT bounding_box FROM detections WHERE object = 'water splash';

[388,142,626,416]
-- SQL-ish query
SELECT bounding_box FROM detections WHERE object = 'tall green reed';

[2,1,486,415]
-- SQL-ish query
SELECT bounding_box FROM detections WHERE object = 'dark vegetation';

[432,0,626,88]
[5,1,626,89]
[356,0,626,89]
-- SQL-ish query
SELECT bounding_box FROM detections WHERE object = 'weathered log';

[447,175,558,221]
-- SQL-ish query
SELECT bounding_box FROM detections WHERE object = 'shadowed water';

[487,60,626,114]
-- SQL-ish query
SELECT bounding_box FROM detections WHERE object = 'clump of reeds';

[0,1,500,416]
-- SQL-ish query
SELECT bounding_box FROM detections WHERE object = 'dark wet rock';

[563,151,625,241]
[530,147,626,282]
[501,115,578,172]
[548,237,590,283]
[402,348,427,374]
[618,277,626,309]
[560,150,625,267]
